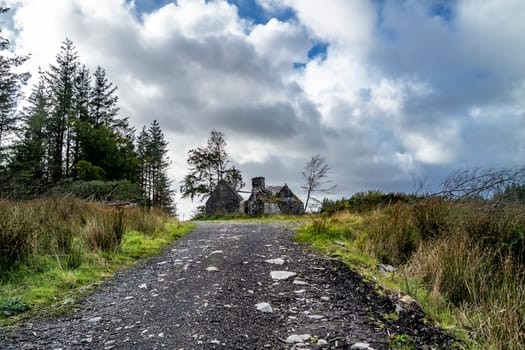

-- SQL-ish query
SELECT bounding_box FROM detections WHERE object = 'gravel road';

[0,222,456,349]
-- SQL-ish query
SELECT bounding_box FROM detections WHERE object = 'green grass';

[296,202,525,350]
[0,215,195,325]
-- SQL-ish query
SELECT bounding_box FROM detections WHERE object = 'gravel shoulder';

[0,222,456,349]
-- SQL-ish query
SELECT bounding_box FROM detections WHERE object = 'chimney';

[252,177,265,192]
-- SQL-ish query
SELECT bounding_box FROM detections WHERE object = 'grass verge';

[296,204,525,350]
[0,199,195,326]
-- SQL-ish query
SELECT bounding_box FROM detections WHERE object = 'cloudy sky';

[2,0,525,216]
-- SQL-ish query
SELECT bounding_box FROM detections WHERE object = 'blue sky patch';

[308,42,328,61]
[293,62,306,70]
[430,0,456,22]
[129,0,175,15]
[226,0,296,24]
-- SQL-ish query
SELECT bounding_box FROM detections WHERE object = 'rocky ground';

[0,222,457,349]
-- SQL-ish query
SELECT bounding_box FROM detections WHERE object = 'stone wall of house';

[205,183,241,214]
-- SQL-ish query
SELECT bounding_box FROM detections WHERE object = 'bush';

[75,160,106,181]
[321,191,415,214]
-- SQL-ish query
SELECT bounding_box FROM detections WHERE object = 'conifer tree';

[137,120,174,212]
[90,66,118,128]
[0,8,29,166]
[72,65,91,168]
[12,70,49,181]
[46,38,78,180]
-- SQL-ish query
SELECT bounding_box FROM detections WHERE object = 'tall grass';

[300,197,525,349]
[0,198,193,321]
[0,198,172,273]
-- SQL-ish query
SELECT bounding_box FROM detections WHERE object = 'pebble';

[138,283,147,289]
[264,258,285,265]
[377,263,396,273]
[286,334,311,343]
[307,315,324,320]
[270,271,297,280]
[294,289,306,294]
[87,317,102,324]
[255,302,273,313]
[293,279,308,285]
[206,266,219,272]
[317,339,328,346]
[351,342,374,350]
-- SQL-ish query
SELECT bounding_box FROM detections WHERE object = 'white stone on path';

[307,315,324,320]
[286,334,311,343]
[206,266,219,272]
[292,279,308,285]
[317,339,328,346]
[351,343,374,350]
[87,316,101,324]
[270,271,296,280]
[138,283,147,289]
[294,289,306,294]
[255,302,273,313]
[264,258,285,265]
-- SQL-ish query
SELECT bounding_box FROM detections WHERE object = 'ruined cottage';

[245,177,304,215]
[205,179,243,215]
[205,176,304,216]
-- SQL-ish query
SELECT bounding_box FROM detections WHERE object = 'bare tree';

[434,167,525,201]
[301,154,336,211]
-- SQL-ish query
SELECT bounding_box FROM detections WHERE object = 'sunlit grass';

[0,198,196,325]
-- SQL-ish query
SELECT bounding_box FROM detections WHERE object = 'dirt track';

[0,222,455,349]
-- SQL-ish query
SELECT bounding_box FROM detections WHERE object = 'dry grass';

[362,199,525,349]
[308,197,525,349]
[0,198,171,274]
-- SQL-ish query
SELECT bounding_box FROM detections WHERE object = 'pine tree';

[12,70,49,181]
[46,38,78,180]
[72,65,91,168]
[137,121,174,213]
[0,8,29,166]
[90,66,118,128]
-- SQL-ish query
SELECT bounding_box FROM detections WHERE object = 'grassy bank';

[0,198,195,324]
[296,198,525,350]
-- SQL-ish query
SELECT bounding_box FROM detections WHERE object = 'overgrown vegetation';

[298,190,525,350]
[0,198,194,323]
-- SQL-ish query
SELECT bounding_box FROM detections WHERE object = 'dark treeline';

[0,33,173,213]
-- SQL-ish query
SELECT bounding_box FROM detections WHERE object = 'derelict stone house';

[205,176,304,216]
[245,177,304,215]
[205,179,243,215]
